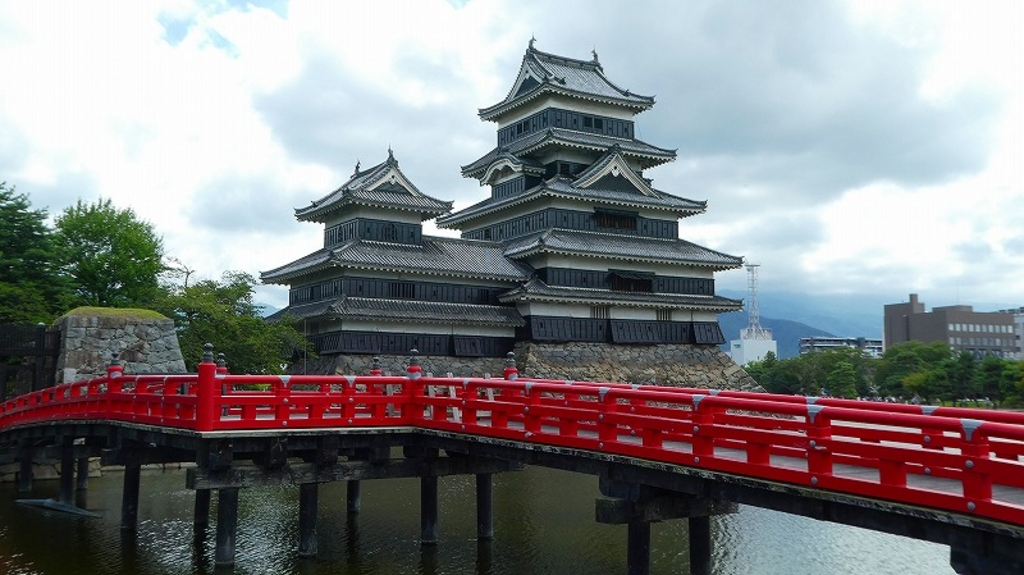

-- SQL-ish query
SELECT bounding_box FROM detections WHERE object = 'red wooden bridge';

[2,348,1023,575]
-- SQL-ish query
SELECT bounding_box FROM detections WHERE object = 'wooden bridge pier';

[17,441,33,493]
[346,479,361,512]
[597,477,737,575]
[185,440,522,566]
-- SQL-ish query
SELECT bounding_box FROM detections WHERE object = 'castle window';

[610,270,653,293]
[657,309,672,321]
[594,118,604,131]
[595,209,637,230]
[591,306,610,319]
[389,281,415,299]
[583,116,593,128]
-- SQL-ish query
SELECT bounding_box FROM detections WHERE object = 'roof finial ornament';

[592,47,599,63]
[387,146,397,166]
[353,159,360,176]
[529,35,536,50]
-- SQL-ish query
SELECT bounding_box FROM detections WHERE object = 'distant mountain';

[718,289,883,339]
[257,303,281,318]
[718,311,835,359]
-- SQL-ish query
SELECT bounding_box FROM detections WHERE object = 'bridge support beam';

[215,487,239,566]
[626,520,651,575]
[476,473,493,540]
[688,515,711,575]
[76,457,90,491]
[121,460,141,530]
[951,533,1024,575]
[298,483,319,557]
[347,480,361,513]
[59,436,74,505]
[18,442,33,493]
[597,478,736,575]
[420,476,439,545]
[194,489,211,531]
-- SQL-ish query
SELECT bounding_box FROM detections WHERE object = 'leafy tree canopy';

[743,340,1024,407]
[0,182,70,323]
[53,198,164,308]
[154,271,311,374]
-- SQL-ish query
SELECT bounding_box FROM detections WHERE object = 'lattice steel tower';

[743,264,773,340]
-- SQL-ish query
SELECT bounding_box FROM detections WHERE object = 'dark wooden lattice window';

[389,281,415,299]
[610,270,653,293]
[595,209,637,230]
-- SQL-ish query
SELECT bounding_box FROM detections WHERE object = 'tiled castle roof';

[436,177,706,229]
[462,128,676,178]
[480,41,655,121]
[502,228,743,270]
[295,151,452,222]
[500,278,743,312]
[261,236,532,284]
[268,296,525,327]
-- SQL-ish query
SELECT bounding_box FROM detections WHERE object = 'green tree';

[873,341,952,399]
[945,351,979,405]
[155,271,311,374]
[977,355,1009,407]
[1000,360,1024,407]
[53,198,164,308]
[0,182,71,323]
[826,361,859,399]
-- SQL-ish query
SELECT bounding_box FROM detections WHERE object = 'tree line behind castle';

[0,182,310,374]
[745,341,1024,408]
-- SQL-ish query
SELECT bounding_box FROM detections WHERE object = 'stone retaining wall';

[294,342,761,392]
[514,342,762,391]
[55,308,187,382]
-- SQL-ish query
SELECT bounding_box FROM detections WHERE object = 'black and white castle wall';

[261,42,754,390]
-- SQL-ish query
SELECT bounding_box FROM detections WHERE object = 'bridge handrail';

[2,361,1022,528]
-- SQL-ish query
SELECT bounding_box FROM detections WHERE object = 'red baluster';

[195,344,217,431]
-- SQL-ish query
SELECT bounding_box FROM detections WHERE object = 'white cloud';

[0,0,1020,314]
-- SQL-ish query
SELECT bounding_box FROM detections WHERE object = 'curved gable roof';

[295,150,452,223]
[480,41,655,122]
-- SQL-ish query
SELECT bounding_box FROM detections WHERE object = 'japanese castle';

[262,41,744,376]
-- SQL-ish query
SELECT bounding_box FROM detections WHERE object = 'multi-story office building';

[883,293,1016,357]
[996,307,1024,359]
[799,337,884,357]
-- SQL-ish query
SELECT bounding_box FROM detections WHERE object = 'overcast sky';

[1,0,1021,314]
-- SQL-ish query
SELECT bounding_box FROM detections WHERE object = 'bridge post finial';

[370,356,382,376]
[407,349,422,379]
[504,351,518,381]
[106,351,123,383]
[202,343,215,365]
[216,353,228,375]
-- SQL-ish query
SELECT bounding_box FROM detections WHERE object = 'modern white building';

[730,329,778,366]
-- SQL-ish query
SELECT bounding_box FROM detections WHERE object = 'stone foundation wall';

[291,354,510,378]
[294,342,761,392]
[55,308,187,382]
[0,458,102,483]
[514,342,762,391]
[0,460,194,483]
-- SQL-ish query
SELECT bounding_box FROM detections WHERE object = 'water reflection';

[0,466,954,575]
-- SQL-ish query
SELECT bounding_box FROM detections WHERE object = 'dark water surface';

[0,466,954,575]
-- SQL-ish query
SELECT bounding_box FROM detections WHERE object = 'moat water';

[0,465,954,575]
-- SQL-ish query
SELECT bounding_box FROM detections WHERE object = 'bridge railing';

[1,353,1023,528]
